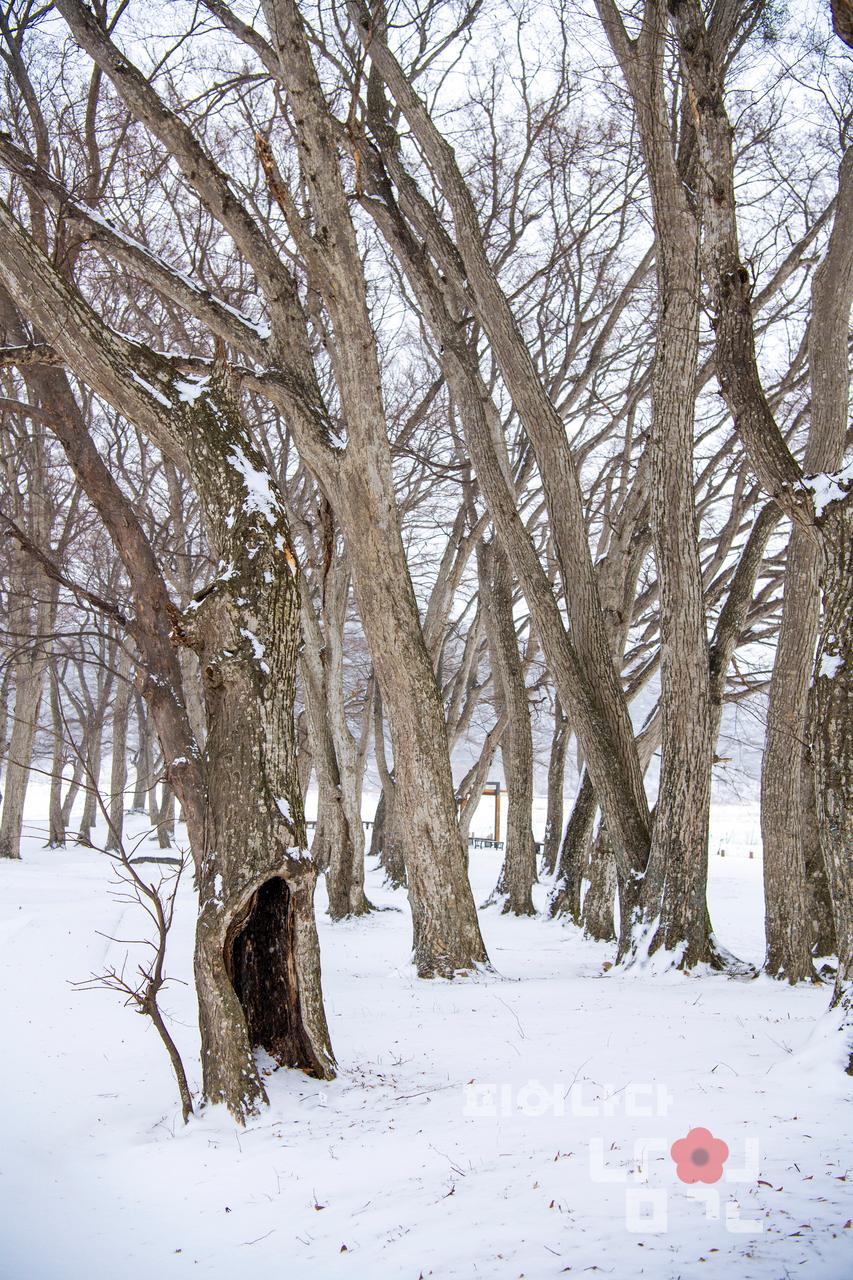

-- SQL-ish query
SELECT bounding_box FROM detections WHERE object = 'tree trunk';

[664,3,852,1039]
[550,772,596,924]
[0,666,10,794]
[76,712,105,847]
[355,9,652,893]
[0,550,52,859]
[480,539,536,915]
[47,672,67,847]
[0,231,337,1119]
[320,560,372,918]
[0,665,42,859]
[371,687,407,889]
[106,648,133,852]
[295,709,312,801]
[761,147,853,982]
[167,371,337,1116]
[761,529,824,981]
[352,125,652,901]
[802,739,836,960]
[813,500,853,1071]
[130,695,153,814]
[542,699,569,876]
[298,569,371,918]
[596,3,714,969]
[157,785,175,850]
[146,752,162,843]
[237,0,487,975]
[582,827,617,944]
[59,753,85,833]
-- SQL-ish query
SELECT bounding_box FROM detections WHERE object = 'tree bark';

[479,539,536,915]
[47,671,67,847]
[41,0,487,976]
[0,218,336,1117]
[299,562,371,918]
[0,548,52,859]
[582,827,617,944]
[813,500,853,1069]
[668,2,853,1058]
[157,785,175,850]
[130,695,152,814]
[761,528,825,981]
[594,0,713,966]
[802,731,836,960]
[761,147,853,983]
[550,772,597,924]
[353,1,652,890]
[106,648,133,852]
[542,699,569,877]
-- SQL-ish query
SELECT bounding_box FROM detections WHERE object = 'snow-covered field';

[1,788,851,1279]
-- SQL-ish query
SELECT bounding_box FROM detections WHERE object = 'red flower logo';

[670,1127,729,1184]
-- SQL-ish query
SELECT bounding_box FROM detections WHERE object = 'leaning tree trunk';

[355,8,652,883]
[59,753,85,833]
[49,0,484,976]
[323,437,487,973]
[667,0,853,1002]
[674,2,852,1028]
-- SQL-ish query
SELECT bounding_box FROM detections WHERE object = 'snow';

[174,376,210,404]
[1,786,850,1279]
[226,445,280,527]
[804,457,853,518]
[240,626,270,675]
[130,370,173,409]
[215,297,271,341]
[819,652,843,680]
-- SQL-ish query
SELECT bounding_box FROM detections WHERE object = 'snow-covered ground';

[1,787,851,1279]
